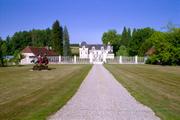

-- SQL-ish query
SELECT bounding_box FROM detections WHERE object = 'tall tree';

[45,28,52,46]
[127,28,131,41]
[0,37,4,66]
[1,42,7,56]
[128,27,155,56]
[63,26,71,56]
[102,30,119,44]
[5,36,12,55]
[116,45,128,56]
[121,27,129,47]
[146,30,180,65]
[11,31,32,52]
[52,20,63,55]
[131,28,137,39]
[102,29,121,54]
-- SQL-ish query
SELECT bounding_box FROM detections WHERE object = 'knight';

[37,54,43,65]
[43,54,49,65]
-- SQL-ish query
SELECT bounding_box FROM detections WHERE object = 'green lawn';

[105,64,180,120]
[0,64,92,120]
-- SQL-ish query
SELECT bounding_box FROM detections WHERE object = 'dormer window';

[111,46,113,52]
[83,46,86,49]
[101,46,104,51]
[107,45,111,51]
[92,46,95,50]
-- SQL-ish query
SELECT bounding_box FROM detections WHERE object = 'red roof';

[21,46,59,56]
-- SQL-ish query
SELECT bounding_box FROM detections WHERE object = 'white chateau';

[79,41,114,63]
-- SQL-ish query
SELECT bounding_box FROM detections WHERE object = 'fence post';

[144,56,147,63]
[59,55,61,64]
[135,55,138,64]
[103,53,106,63]
[89,53,93,64]
[119,56,122,64]
[74,55,76,64]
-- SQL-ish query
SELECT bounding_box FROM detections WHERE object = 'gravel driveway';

[48,65,160,120]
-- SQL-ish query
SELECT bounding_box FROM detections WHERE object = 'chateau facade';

[79,41,114,63]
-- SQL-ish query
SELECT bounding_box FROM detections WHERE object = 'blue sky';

[0,0,180,43]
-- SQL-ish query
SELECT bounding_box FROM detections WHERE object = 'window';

[83,46,85,50]
[92,46,95,50]
[101,47,104,51]
[29,56,35,58]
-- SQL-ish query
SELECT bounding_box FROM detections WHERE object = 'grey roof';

[80,42,113,50]
[108,51,114,54]
[81,41,87,47]
[87,44,107,50]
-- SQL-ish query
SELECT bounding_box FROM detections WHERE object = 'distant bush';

[146,55,161,65]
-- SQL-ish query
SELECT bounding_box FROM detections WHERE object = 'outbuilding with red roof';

[20,46,59,64]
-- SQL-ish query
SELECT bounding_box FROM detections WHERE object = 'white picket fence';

[106,56,145,64]
[47,56,146,64]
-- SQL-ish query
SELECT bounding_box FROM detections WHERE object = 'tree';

[13,50,21,65]
[52,20,63,55]
[168,28,180,47]
[102,30,120,44]
[63,26,71,56]
[0,37,4,66]
[11,31,32,52]
[121,27,130,47]
[102,29,121,54]
[45,28,52,47]
[132,28,137,37]
[128,27,155,56]
[127,28,132,41]
[101,26,180,65]
[1,42,8,66]
[1,42,7,56]
[116,45,129,56]
[5,36,12,55]
[145,31,180,65]
[138,38,153,56]
[30,29,52,47]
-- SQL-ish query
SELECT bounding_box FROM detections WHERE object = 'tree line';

[0,20,71,66]
[102,26,180,65]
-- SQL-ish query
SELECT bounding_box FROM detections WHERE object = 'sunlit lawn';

[105,64,180,120]
[0,64,92,120]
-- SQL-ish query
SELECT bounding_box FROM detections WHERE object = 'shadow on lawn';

[30,67,56,71]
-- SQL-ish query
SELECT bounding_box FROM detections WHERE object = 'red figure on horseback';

[32,53,49,70]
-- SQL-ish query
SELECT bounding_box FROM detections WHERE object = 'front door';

[92,51,103,64]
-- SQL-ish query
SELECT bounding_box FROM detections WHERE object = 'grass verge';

[104,64,180,120]
[0,64,92,120]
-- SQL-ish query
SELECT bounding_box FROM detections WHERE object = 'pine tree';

[0,37,4,66]
[132,28,137,36]
[1,42,7,56]
[52,20,63,55]
[127,28,131,41]
[121,27,129,47]
[6,36,12,55]
[63,26,71,56]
